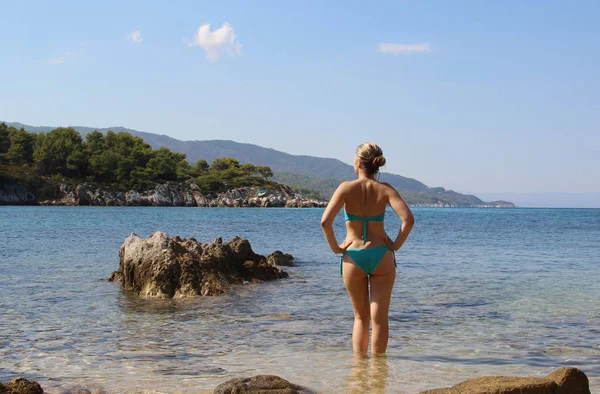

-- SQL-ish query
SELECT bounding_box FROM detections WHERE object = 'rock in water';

[546,367,590,394]
[213,375,311,394]
[420,367,590,394]
[108,232,289,298]
[267,251,295,266]
[0,378,45,394]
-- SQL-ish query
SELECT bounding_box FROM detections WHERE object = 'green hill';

[0,124,284,201]
[4,122,513,206]
[6,122,428,190]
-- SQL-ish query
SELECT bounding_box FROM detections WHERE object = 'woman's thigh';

[369,251,395,319]
[343,255,369,317]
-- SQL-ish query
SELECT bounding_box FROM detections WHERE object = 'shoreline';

[0,181,328,208]
[0,203,520,208]
[2,365,594,394]
[0,179,516,208]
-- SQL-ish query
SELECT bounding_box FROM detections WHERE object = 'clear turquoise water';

[1,207,599,393]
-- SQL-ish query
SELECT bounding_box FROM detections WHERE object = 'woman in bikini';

[320,142,414,355]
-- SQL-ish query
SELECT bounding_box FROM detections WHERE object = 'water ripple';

[1,207,599,393]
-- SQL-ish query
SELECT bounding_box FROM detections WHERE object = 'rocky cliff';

[0,180,327,207]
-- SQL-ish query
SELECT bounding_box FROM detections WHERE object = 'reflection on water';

[346,355,389,394]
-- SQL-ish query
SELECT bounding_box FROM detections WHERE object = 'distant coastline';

[411,200,516,208]
[0,179,516,208]
[0,124,328,208]
[1,122,517,208]
[474,192,600,209]
[0,181,327,208]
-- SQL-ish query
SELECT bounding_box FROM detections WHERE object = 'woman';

[320,142,414,355]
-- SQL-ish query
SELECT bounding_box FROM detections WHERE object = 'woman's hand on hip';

[335,239,352,254]
[381,235,397,251]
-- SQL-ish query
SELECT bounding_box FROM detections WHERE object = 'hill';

[6,122,428,189]
[4,122,514,207]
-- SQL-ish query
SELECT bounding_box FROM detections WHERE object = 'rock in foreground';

[0,378,44,394]
[214,375,311,394]
[420,367,590,394]
[108,232,289,298]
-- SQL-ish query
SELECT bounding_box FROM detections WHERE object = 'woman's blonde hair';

[356,142,386,174]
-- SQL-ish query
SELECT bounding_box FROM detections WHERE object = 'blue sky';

[1,1,598,194]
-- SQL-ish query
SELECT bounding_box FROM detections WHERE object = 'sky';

[1,0,599,194]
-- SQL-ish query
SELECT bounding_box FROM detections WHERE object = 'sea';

[0,207,599,393]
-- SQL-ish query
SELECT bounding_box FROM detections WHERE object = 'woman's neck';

[357,171,376,180]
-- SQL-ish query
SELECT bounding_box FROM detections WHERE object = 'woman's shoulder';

[340,179,394,190]
[333,180,354,196]
[338,179,360,189]
[377,181,400,195]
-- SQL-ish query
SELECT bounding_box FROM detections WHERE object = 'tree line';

[0,123,275,193]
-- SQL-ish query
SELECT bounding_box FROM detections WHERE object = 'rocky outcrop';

[36,181,209,207]
[420,367,590,394]
[108,232,290,298]
[474,200,516,208]
[267,251,295,266]
[207,187,326,208]
[213,375,311,394]
[0,182,36,205]
[0,378,44,394]
[29,182,327,207]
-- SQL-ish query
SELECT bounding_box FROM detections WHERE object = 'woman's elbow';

[320,216,332,229]
[404,214,415,226]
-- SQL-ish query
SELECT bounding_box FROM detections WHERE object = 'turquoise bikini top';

[344,209,385,241]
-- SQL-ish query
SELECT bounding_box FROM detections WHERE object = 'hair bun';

[356,142,385,174]
[372,155,386,168]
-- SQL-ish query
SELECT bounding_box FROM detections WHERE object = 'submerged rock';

[108,232,289,298]
[420,367,590,394]
[0,378,44,394]
[213,375,311,394]
[267,251,295,266]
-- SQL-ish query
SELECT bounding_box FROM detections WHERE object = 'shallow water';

[1,207,599,393]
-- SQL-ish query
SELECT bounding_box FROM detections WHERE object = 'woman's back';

[343,178,389,216]
[343,179,391,247]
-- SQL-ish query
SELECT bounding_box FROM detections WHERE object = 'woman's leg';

[343,256,370,355]
[369,252,396,355]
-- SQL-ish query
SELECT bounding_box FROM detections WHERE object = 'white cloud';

[128,30,143,44]
[187,22,242,61]
[48,51,78,65]
[49,56,65,64]
[378,43,432,55]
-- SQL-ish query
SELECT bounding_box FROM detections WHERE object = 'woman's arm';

[385,184,414,251]
[320,182,348,254]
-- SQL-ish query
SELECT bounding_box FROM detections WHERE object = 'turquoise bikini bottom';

[340,245,396,276]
